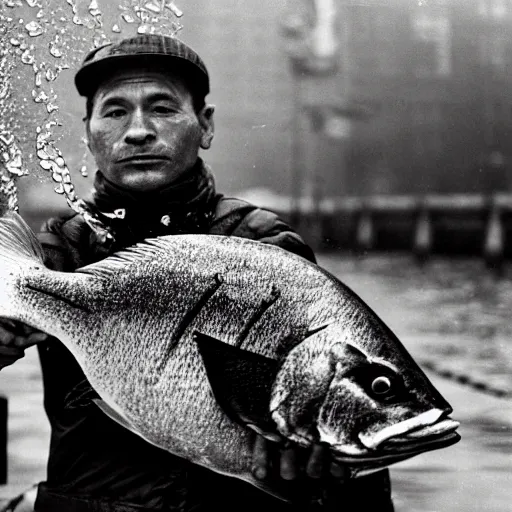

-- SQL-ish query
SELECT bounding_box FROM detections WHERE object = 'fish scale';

[0,211,460,500]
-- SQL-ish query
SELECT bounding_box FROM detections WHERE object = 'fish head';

[270,322,460,475]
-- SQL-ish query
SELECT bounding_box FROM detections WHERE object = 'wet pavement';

[0,254,511,511]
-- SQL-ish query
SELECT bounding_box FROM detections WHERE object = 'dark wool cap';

[74,34,209,98]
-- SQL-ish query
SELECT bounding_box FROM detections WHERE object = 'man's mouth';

[118,155,169,164]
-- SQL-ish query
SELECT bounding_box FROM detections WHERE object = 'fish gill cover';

[0,0,183,237]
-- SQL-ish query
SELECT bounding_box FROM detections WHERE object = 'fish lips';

[358,408,458,450]
[331,410,460,467]
[332,429,460,468]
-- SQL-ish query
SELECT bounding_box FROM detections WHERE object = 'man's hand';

[0,319,48,370]
[251,433,347,483]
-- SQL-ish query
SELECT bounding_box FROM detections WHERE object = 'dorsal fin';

[76,237,186,279]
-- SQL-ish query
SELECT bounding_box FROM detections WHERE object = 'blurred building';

[16,0,512,217]
[180,0,512,198]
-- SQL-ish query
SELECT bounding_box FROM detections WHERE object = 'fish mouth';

[378,421,460,454]
[334,429,460,468]
[332,410,460,467]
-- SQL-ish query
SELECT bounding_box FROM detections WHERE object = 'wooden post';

[355,204,374,254]
[0,395,7,484]
[413,199,433,263]
[483,195,505,272]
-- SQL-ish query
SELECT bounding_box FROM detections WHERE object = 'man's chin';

[107,167,182,192]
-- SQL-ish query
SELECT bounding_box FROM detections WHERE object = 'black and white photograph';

[0,1,510,511]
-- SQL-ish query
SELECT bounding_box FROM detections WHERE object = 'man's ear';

[198,104,215,150]
[84,119,92,151]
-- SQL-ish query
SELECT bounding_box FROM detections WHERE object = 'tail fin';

[0,211,45,268]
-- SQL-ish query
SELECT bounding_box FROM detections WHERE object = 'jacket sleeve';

[37,212,95,271]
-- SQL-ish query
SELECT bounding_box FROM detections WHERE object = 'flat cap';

[75,34,209,98]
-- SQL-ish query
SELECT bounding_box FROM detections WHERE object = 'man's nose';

[124,110,156,144]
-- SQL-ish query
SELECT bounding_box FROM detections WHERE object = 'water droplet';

[66,186,76,197]
[52,171,62,182]
[137,25,150,34]
[121,13,135,23]
[72,14,83,25]
[36,149,48,160]
[6,154,22,173]
[36,9,44,18]
[111,23,121,33]
[9,38,21,46]
[21,49,35,64]
[46,102,58,113]
[25,20,43,36]
[39,159,52,170]
[88,0,101,17]
[35,71,42,86]
[66,0,78,12]
[166,1,183,18]
[0,134,14,146]
[45,68,57,81]
[144,2,161,13]
[42,144,58,159]
[32,89,49,103]
[80,165,88,177]
[49,41,63,58]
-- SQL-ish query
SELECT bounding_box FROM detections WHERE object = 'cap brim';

[74,53,209,98]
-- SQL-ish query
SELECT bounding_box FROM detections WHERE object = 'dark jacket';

[33,195,393,512]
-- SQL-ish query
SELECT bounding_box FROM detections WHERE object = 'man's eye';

[153,105,174,114]
[105,109,126,118]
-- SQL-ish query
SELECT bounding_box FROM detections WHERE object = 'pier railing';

[275,193,512,268]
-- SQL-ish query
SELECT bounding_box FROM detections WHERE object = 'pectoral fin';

[193,331,280,434]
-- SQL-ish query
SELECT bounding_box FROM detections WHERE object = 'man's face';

[86,68,214,192]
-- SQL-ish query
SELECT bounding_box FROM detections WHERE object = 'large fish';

[0,211,459,497]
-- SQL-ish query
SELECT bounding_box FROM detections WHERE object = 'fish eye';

[349,364,404,402]
[371,376,392,395]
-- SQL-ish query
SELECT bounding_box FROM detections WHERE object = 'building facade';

[181,0,512,198]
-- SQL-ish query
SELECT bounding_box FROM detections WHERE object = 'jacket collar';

[87,158,218,245]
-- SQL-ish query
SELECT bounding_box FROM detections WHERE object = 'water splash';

[0,0,184,240]
[25,19,43,36]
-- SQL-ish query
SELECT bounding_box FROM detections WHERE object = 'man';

[0,35,394,511]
